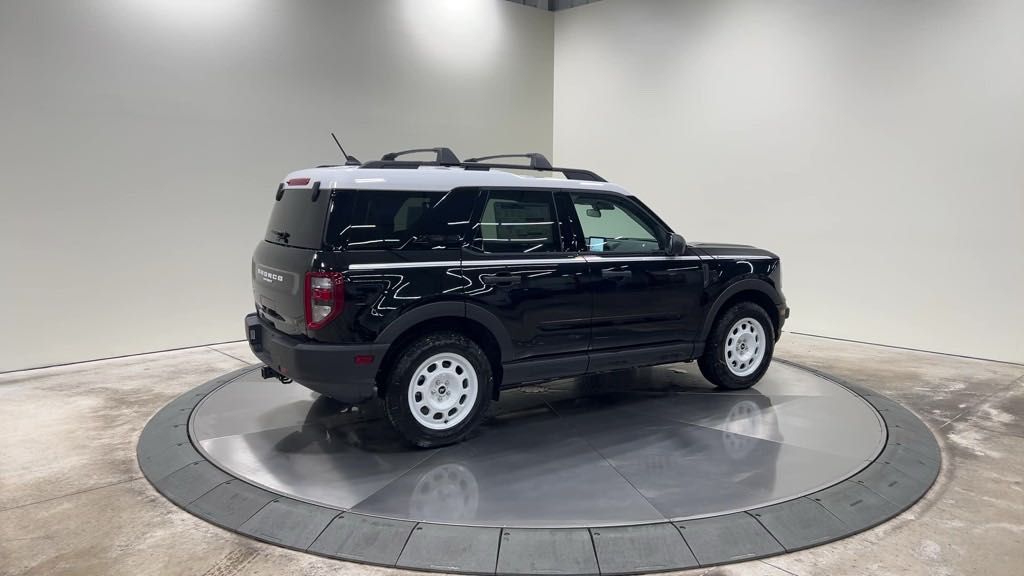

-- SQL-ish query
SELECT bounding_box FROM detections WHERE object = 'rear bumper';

[245,314,388,404]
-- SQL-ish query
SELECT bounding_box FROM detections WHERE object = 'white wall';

[555,0,1024,363]
[0,0,553,371]
[4,0,1021,370]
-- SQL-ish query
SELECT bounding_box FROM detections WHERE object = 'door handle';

[481,273,522,286]
[652,270,688,280]
[601,270,631,280]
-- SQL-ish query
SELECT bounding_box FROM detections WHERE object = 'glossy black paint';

[462,252,592,361]
[690,243,786,341]
[461,189,591,362]
[249,185,788,399]
[587,254,704,348]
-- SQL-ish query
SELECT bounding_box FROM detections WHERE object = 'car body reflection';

[255,365,783,524]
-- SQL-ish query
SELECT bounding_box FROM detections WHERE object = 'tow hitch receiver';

[260,365,293,384]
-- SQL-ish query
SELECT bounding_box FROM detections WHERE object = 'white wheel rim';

[724,317,766,377]
[410,463,480,521]
[722,400,763,458]
[408,352,479,431]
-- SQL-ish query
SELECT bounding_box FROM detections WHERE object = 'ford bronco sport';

[246,148,789,447]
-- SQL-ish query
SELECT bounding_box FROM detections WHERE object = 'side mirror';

[668,233,687,256]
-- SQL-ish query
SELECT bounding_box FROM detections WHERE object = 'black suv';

[246,148,789,447]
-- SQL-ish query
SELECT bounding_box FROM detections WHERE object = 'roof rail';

[359,148,606,182]
[374,147,460,165]
[464,153,553,171]
[462,152,605,182]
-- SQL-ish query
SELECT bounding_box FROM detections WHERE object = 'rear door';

[565,192,704,353]
[461,188,591,366]
[252,182,330,336]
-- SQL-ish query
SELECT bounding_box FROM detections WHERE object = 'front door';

[563,192,705,352]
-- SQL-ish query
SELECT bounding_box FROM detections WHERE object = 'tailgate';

[252,242,315,336]
[252,184,331,336]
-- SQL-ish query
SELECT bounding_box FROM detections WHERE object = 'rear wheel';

[698,302,774,390]
[384,332,493,448]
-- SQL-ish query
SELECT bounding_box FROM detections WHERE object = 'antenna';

[331,132,361,166]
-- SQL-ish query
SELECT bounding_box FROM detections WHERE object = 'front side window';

[573,195,663,253]
[473,190,560,253]
[325,189,476,250]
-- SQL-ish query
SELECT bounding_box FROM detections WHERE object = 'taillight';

[305,271,345,330]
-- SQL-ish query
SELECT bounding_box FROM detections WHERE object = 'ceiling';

[506,0,604,11]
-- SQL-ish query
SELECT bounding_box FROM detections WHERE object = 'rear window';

[325,189,477,250]
[264,187,331,249]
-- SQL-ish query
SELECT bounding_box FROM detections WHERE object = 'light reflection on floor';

[192,362,884,527]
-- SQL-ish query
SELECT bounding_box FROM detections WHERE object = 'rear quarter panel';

[313,249,463,344]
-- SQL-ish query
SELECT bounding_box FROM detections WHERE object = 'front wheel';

[698,302,775,390]
[384,332,493,448]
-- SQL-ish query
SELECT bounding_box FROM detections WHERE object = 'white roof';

[281,165,632,195]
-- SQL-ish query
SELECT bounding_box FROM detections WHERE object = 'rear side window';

[473,190,560,253]
[264,187,331,249]
[325,189,477,250]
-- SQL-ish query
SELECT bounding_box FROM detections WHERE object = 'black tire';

[698,301,775,390]
[384,331,494,448]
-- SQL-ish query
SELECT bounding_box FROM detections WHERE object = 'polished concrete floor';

[1,334,1022,575]
[192,363,884,527]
